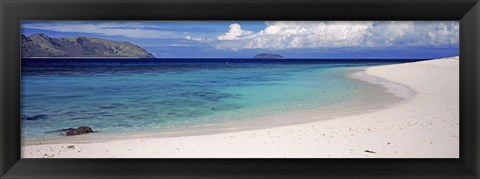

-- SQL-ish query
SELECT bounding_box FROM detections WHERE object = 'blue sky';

[21,21,459,59]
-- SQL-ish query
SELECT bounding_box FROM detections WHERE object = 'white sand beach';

[22,56,459,158]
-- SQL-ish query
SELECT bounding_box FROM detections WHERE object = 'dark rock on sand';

[364,150,376,154]
[61,126,93,136]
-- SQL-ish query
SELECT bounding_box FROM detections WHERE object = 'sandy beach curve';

[22,56,459,158]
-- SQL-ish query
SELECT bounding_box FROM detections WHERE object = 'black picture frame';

[1,0,479,178]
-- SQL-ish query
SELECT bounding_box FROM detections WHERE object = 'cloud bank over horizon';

[213,21,458,50]
[21,21,459,59]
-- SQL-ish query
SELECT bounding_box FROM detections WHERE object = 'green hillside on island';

[21,33,155,58]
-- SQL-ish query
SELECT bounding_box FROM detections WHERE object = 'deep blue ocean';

[21,58,424,142]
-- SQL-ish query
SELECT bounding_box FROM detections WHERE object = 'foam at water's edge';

[350,70,416,100]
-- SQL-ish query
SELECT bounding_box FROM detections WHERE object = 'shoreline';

[22,66,406,146]
[22,57,459,158]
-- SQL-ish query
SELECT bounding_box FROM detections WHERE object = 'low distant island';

[253,53,284,59]
[21,33,155,58]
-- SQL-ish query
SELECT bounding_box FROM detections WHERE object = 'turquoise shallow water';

[21,59,411,143]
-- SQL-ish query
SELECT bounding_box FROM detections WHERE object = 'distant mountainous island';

[253,53,284,59]
[21,33,155,58]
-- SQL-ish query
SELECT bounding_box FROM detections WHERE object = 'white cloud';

[365,21,459,47]
[365,21,414,46]
[214,21,459,50]
[185,35,205,42]
[23,21,180,39]
[217,23,253,40]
